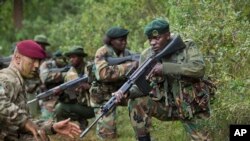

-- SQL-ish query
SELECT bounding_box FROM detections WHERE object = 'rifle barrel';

[27,75,88,104]
[80,112,105,138]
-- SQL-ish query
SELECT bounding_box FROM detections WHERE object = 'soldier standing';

[54,47,95,130]
[0,40,81,140]
[113,19,211,141]
[90,27,138,139]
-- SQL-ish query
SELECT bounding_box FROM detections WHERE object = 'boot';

[138,133,151,141]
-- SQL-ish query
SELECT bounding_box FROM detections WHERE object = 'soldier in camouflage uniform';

[0,40,81,141]
[114,19,211,141]
[24,34,52,117]
[39,50,69,120]
[54,46,95,129]
[34,34,52,59]
[90,27,138,139]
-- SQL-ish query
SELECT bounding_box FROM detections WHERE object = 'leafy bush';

[0,0,249,140]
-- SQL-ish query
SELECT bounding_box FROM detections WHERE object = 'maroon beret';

[16,40,46,59]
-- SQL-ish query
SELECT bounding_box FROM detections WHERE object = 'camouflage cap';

[64,46,88,57]
[34,34,50,46]
[144,19,169,37]
[106,26,129,38]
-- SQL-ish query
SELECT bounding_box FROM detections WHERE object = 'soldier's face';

[69,55,83,67]
[148,32,170,53]
[19,55,40,78]
[55,57,67,68]
[110,37,127,52]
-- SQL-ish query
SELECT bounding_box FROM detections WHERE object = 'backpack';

[176,40,217,119]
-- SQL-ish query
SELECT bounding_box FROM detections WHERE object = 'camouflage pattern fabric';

[0,67,54,140]
[39,60,66,88]
[39,60,67,120]
[63,67,89,105]
[90,45,136,139]
[25,78,42,118]
[128,36,211,141]
[54,66,94,129]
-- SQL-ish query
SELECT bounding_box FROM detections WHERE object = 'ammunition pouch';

[128,85,148,99]
[89,82,104,104]
[176,79,211,119]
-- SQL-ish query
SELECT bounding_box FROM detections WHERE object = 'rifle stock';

[80,34,186,138]
[27,74,88,104]
[106,54,140,65]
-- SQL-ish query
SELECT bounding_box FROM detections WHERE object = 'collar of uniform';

[8,66,25,87]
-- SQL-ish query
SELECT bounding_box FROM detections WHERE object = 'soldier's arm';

[95,47,135,82]
[40,61,64,84]
[0,81,30,130]
[162,40,205,78]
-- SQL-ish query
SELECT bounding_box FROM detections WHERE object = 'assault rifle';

[27,74,88,104]
[0,56,11,68]
[106,54,140,65]
[80,34,186,138]
[48,65,71,73]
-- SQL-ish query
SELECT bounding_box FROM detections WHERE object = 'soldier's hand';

[147,63,163,79]
[24,119,49,141]
[53,118,81,139]
[76,82,90,92]
[37,129,49,141]
[131,61,139,69]
[112,90,127,103]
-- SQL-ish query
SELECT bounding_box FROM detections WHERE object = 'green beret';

[106,27,129,38]
[144,19,169,37]
[64,46,87,57]
[34,34,50,46]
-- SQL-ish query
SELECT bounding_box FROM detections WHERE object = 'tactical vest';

[150,39,215,119]
[89,46,132,106]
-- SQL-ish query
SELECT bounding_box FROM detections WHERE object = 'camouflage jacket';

[39,60,66,89]
[60,64,90,106]
[0,67,54,139]
[131,35,209,119]
[91,45,136,104]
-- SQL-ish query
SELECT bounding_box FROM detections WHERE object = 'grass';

[48,106,188,141]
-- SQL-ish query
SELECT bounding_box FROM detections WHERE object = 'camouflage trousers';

[94,106,117,139]
[128,96,211,141]
[54,102,95,129]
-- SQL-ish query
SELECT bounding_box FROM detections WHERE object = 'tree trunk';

[13,0,23,30]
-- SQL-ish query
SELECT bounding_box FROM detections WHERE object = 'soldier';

[113,19,211,141]
[90,27,138,139]
[39,50,69,120]
[0,40,81,140]
[29,34,53,118]
[34,34,52,59]
[54,46,95,130]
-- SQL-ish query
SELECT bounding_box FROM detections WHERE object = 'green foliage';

[0,0,249,140]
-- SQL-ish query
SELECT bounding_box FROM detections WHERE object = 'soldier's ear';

[14,52,21,64]
[165,32,171,40]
